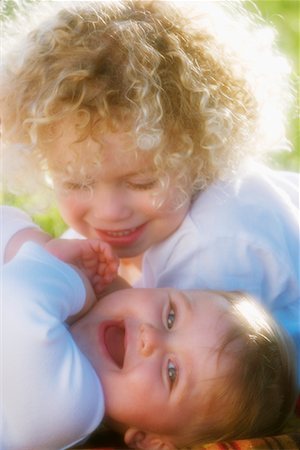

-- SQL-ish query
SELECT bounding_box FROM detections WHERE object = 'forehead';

[176,292,234,415]
[48,119,158,176]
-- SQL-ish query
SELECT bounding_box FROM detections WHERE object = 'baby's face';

[71,288,233,440]
[50,119,191,258]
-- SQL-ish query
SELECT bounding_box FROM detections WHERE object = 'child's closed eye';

[126,179,158,191]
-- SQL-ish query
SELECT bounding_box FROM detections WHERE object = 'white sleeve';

[1,242,105,450]
[0,205,39,264]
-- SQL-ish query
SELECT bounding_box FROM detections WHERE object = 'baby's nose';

[139,323,161,357]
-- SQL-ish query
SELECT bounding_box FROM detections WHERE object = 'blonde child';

[1,0,299,377]
[1,205,297,450]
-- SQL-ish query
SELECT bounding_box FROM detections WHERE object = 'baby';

[1,206,297,449]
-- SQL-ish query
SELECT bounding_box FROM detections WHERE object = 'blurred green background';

[1,0,299,236]
[249,0,299,172]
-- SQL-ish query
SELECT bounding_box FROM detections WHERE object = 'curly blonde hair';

[1,0,293,204]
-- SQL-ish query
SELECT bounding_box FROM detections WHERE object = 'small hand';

[76,239,119,295]
[45,238,119,296]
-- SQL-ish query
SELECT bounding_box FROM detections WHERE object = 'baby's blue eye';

[167,307,175,329]
[167,360,177,385]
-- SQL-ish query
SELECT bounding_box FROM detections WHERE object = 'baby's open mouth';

[104,321,126,368]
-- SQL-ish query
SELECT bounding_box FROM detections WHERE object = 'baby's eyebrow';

[178,291,193,313]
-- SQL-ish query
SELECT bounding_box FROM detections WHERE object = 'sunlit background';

[1,0,299,235]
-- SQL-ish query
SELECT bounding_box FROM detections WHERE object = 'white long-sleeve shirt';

[1,206,104,449]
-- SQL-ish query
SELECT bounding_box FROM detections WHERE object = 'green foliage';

[0,0,36,20]
[33,208,68,237]
[2,193,67,237]
[253,0,299,59]
[248,0,299,172]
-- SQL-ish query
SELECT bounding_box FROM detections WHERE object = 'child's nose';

[91,184,132,221]
[139,323,162,357]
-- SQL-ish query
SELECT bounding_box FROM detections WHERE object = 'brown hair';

[179,291,297,447]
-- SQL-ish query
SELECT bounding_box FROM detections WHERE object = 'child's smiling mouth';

[94,224,147,247]
[103,321,126,368]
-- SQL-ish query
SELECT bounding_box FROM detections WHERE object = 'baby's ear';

[124,427,176,450]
